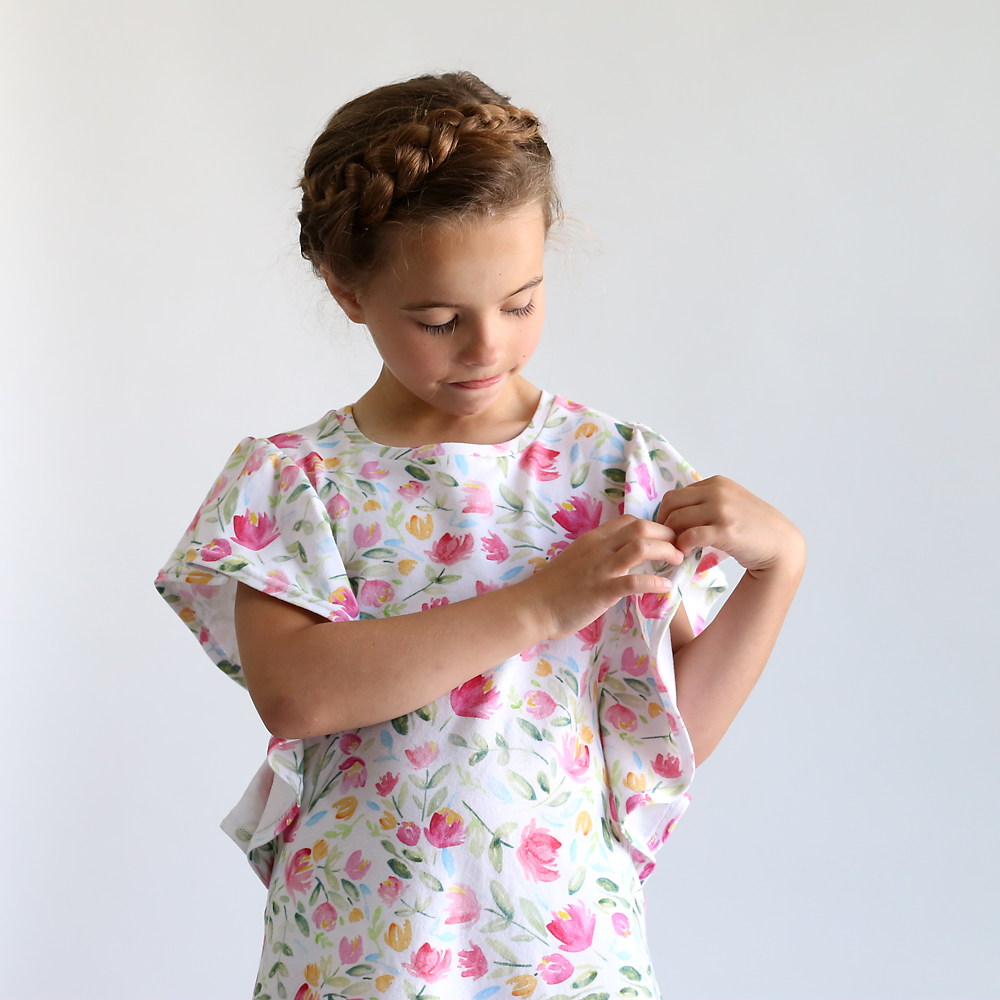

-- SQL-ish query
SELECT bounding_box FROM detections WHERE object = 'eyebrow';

[401,275,544,311]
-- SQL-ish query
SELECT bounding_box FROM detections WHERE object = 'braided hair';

[298,71,560,289]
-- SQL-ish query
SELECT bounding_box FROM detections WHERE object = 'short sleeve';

[154,436,358,688]
[596,422,730,880]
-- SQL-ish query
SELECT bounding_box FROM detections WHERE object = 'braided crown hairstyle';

[298,71,560,289]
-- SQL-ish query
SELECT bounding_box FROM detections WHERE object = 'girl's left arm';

[658,476,807,766]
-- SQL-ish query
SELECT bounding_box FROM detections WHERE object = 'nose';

[457,317,502,370]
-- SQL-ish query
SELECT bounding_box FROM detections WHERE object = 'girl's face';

[325,201,547,430]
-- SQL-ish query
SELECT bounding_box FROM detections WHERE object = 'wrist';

[745,528,807,582]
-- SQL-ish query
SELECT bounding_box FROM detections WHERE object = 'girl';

[156,71,805,1000]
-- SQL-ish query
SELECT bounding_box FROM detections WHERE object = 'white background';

[2,2,998,997]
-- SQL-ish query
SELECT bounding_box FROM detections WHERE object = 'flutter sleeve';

[597,422,729,880]
[154,436,358,882]
[154,436,358,686]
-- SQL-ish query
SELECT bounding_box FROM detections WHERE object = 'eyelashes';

[420,299,536,335]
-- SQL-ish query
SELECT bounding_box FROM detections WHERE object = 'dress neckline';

[339,388,556,455]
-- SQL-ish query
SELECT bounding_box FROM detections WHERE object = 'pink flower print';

[354,522,381,548]
[525,690,557,719]
[421,597,450,611]
[638,860,657,881]
[268,736,296,754]
[476,579,500,595]
[696,550,721,576]
[626,792,652,814]
[398,479,428,500]
[424,808,465,848]
[338,756,367,789]
[278,802,301,843]
[520,640,548,661]
[424,532,474,565]
[378,876,403,904]
[361,459,390,480]
[207,474,228,503]
[552,493,602,539]
[326,493,350,520]
[339,934,363,964]
[612,912,632,937]
[537,953,574,985]
[267,432,304,449]
[198,538,231,562]
[516,819,562,883]
[481,531,509,563]
[231,510,281,550]
[411,442,445,459]
[278,463,301,492]
[403,942,452,983]
[444,883,482,924]
[576,613,605,650]
[293,985,318,1000]
[450,674,501,719]
[692,613,707,636]
[605,704,637,733]
[518,441,560,481]
[297,451,324,489]
[666,712,681,735]
[313,902,337,929]
[243,447,266,477]
[652,753,683,780]
[340,733,362,753]
[637,589,671,618]
[405,741,439,769]
[397,821,420,847]
[263,569,290,595]
[458,942,488,979]
[375,772,399,797]
[345,849,370,880]
[328,584,359,619]
[554,394,588,413]
[284,848,313,900]
[546,903,596,952]
[622,599,635,630]
[461,480,493,515]
[636,463,657,501]
[546,539,569,560]
[620,646,647,676]
[556,735,591,783]
[597,657,611,684]
[359,579,394,609]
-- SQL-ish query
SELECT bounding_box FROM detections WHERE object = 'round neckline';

[340,388,556,455]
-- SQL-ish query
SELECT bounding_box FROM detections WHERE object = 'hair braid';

[297,73,559,287]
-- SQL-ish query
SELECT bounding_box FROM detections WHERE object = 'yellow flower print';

[363,499,381,511]
[536,660,552,677]
[625,771,647,792]
[528,556,548,573]
[333,796,357,819]
[575,421,598,439]
[375,975,395,993]
[349,907,364,923]
[406,514,434,539]
[575,810,592,835]
[579,724,594,744]
[312,839,328,860]
[507,974,538,996]
[179,607,196,623]
[304,964,320,987]
[384,919,412,952]
[379,811,397,830]
[184,569,213,586]
[398,559,417,576]
[648,702,664,718]
[323,457,340,470]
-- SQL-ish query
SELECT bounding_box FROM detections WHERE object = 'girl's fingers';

[673,523,722,556]
[654,481,712,523]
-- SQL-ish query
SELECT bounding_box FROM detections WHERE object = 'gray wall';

[2,2,997,997]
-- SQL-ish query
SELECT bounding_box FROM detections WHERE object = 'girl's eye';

[419,317,458,335]
[504,299,535,319]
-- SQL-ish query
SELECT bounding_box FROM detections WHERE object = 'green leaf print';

[286,482,310,504]
[488,837,504,873]
[222,486,239,524]
[548,790,572,807]
[402,848,424,863]
[526,490,557,528]
[434,471,459,487]
[537,770,550,793]
[572,969,599,988]
[344,963,376,976]
[519,898,547,935]
[448,734,468,747]
[341,878,360,901]
[517,718,543,741]
[391,715,409,735]
[468,819,488,857]
[603,486,625,500]
[597,877,620,892]
[404,463,430,481]
[620,966,643,981]
[615,422,635,441]
[602,467,627,483]
[217,557,250,573]
[486,937,524,966]
[361,546,396,559]
[388,858,412,879]
[294,912,309,937]
[571,462,591,488]
[419,872,444,892]
[468,749,488,766]
[498,483,523,511]
[507,771,537,800]
[568,866,587,894]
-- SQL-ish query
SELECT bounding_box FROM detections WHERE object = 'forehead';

[373,203,547,301]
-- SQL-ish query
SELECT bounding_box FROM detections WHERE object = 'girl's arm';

[659,477,807,765]
[236,515,683,738]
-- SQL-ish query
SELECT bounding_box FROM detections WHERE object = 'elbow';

[250,687,340,740]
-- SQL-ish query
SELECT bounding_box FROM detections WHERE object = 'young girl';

[156,71,805,1000]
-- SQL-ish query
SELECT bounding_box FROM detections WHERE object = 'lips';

[450,374,504,389]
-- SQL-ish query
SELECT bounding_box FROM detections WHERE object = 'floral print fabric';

[155,390,728,1000]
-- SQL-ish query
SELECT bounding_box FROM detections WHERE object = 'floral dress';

[155,390,728,1000]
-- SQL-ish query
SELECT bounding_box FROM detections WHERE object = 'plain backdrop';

[2,2,998,998]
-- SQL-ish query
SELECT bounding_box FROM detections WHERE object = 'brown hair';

[297,71,560,289]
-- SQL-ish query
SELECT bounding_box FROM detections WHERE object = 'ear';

[320,266,366,324]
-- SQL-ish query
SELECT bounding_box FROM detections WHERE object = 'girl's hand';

[522,514,684,641]
[654,476,806,576]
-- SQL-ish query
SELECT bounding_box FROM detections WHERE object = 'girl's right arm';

[235,515,681,738]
